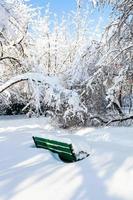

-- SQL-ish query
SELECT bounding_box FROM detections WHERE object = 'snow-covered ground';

[0,116,133,200]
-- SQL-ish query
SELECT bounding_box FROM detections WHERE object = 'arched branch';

[0,78,28,94]
[0,73,45,94]
[0,56,21,67]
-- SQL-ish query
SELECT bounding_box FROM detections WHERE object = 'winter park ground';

[0,116,133,200]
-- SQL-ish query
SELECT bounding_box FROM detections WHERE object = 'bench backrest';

[33,136,77,162]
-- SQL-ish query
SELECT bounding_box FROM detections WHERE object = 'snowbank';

[0,116,133,200]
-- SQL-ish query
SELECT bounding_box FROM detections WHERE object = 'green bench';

[33,136,77,162]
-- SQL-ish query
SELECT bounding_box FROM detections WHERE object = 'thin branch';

[106,115,133,126]
[90,116,108,124]
[0,78,28,94]
[90,115,133,126]
[0,56,21,66]
[0,41,3,58]
[108,45,133,64]
[0,73,44,94]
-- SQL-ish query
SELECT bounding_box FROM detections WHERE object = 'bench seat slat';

[35,138,71,154]
[34,139,72,154]
[34,137,71,150]
[34,136,71,147]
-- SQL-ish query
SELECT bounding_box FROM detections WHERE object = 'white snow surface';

[0,116,133,200]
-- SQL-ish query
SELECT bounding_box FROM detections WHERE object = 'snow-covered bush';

[0,91,11,115]
[0,73,87,126]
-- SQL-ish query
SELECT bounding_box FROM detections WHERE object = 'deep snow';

[0,116,133,200]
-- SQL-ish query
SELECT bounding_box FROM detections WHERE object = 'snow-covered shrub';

[0,73,88,126]
[0,92,11,115]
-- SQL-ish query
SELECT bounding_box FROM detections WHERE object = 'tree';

[89,0,133,117]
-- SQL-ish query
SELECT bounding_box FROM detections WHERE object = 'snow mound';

[0,116,133,200]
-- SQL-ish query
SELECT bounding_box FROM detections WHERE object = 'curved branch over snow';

[0,73,45,94]
[0,72,63,94]
[0,56,22,66]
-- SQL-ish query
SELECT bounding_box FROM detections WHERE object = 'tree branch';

[0,56,21,66]
[0,78,28,94]
[90,116,108,124]
[90,115,133,126]
[106,115,133,126]
[0,73,45,94]
[0,41,3,58]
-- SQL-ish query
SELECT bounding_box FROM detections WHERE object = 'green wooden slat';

[34,137,70,150]
[35,139,72,154]
[34,136,70,147]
